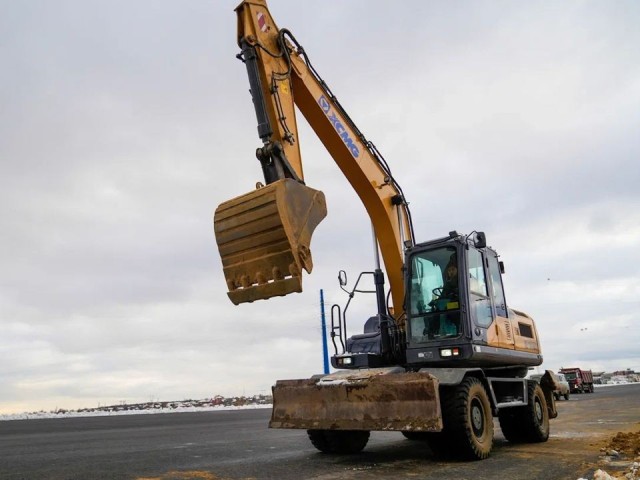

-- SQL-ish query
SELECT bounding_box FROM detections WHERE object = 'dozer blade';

[270,368,443,432]
[214,178,327,305]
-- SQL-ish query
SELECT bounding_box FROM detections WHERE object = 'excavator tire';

[433,377,494,460]
[498,382,549,443]
[520,382,550,442]
[307,430,370,454]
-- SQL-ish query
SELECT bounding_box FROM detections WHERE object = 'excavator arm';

[215,0,414,314]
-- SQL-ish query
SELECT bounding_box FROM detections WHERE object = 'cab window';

[487,253,507,318]
[407,246,461,343]
[468,248,493,327]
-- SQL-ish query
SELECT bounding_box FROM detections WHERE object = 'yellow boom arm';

[215,0,414,316]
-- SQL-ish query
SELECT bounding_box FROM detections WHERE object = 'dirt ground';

[606,429,640,457]
[589,425,640,480]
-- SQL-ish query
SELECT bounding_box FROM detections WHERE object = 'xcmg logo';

[318,95,360,158]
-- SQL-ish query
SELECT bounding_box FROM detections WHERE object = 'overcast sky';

[1,0,639,414]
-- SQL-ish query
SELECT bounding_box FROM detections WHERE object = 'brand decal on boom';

[318,95,360,158]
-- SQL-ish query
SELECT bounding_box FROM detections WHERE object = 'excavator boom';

[214,0,413,312]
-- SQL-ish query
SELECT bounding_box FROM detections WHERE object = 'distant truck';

[559,368,594,393]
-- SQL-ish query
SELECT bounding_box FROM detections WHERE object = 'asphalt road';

[1,384,639,480]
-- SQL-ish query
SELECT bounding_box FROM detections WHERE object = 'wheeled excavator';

[214,0,558,460]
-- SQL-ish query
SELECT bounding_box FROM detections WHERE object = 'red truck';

[559,368,594,393]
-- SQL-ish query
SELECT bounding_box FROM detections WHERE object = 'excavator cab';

[330,232,542,371]
[404,232,542,368]
[407,245,463,345]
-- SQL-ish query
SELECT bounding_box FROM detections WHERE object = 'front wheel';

[439,377,494,460]
[307,430,370,454]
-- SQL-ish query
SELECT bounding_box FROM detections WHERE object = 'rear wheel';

[520,382,550,442]
[437,377,494,460]
[307,430,370,454]
[499,382,550,443]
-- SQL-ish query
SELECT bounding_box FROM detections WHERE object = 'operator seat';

[346,317,381,354]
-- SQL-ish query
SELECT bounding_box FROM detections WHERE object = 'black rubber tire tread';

[564,392,570,400]
[402,431,430,441]
[307,429,370,454]
[438,377,494,460]
[308,429,331,453]
[520,382,550,442]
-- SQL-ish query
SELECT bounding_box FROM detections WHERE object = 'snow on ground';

[0,403,272,421]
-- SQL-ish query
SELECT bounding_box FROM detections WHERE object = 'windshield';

[563,372,577,380]
[408,246,461,343]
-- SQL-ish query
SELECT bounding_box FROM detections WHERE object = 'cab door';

[485,250,515,349]
[468,248,514,349]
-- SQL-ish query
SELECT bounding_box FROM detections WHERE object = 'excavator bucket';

[214,178,327,305]
[270,368,443,432]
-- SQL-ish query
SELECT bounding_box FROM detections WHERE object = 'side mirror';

[338,270,348,287]
[474,232,486,249]
[499,261,505,274]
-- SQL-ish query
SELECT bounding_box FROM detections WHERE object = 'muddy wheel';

[307,429,370,454]
[402,431,430,441]
[520,382,549,442]
[499,382,550,443]
[440,377,494,460]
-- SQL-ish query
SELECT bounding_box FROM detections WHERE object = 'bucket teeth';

[214,178,327,304]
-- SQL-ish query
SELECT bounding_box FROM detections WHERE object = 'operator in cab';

[421,253,460,339]
[441,254,459,300]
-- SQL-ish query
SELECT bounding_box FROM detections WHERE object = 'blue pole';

[320,289,330,374]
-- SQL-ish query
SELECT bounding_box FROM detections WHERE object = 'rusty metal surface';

[539,370,559,419]
[214,178,326,304]
[269,368,442,432]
